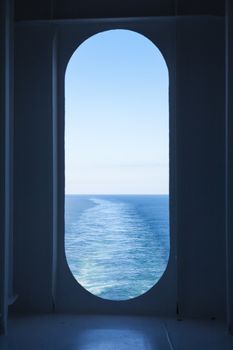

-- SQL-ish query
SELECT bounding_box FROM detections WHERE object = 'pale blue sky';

[65,29,169,194]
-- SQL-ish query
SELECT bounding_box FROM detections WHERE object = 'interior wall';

[176,17,226,318]
[0,0,14,334]
[13,24,54,313]
[226,0,233,332]
[12,16,226,318]
[14,0,225,21]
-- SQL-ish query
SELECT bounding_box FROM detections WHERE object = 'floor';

[0,315,233,349]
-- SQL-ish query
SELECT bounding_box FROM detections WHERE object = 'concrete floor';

[0,315,233,349]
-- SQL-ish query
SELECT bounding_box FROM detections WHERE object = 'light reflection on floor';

[76,329,151,350]
[1,315,233,350]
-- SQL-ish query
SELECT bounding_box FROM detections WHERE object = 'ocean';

[65,195,169,300]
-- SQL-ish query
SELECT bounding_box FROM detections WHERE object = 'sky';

[65,29,169,195]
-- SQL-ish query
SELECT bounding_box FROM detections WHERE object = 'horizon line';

[65,193,169,196]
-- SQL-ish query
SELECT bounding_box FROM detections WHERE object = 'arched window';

[65,29,169,300]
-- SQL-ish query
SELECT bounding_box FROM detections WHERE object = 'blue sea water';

[65,195,169,300]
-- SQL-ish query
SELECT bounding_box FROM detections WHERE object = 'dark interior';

[1,0,233,349]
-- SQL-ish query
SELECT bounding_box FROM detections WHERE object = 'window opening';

[65,29,169,300]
